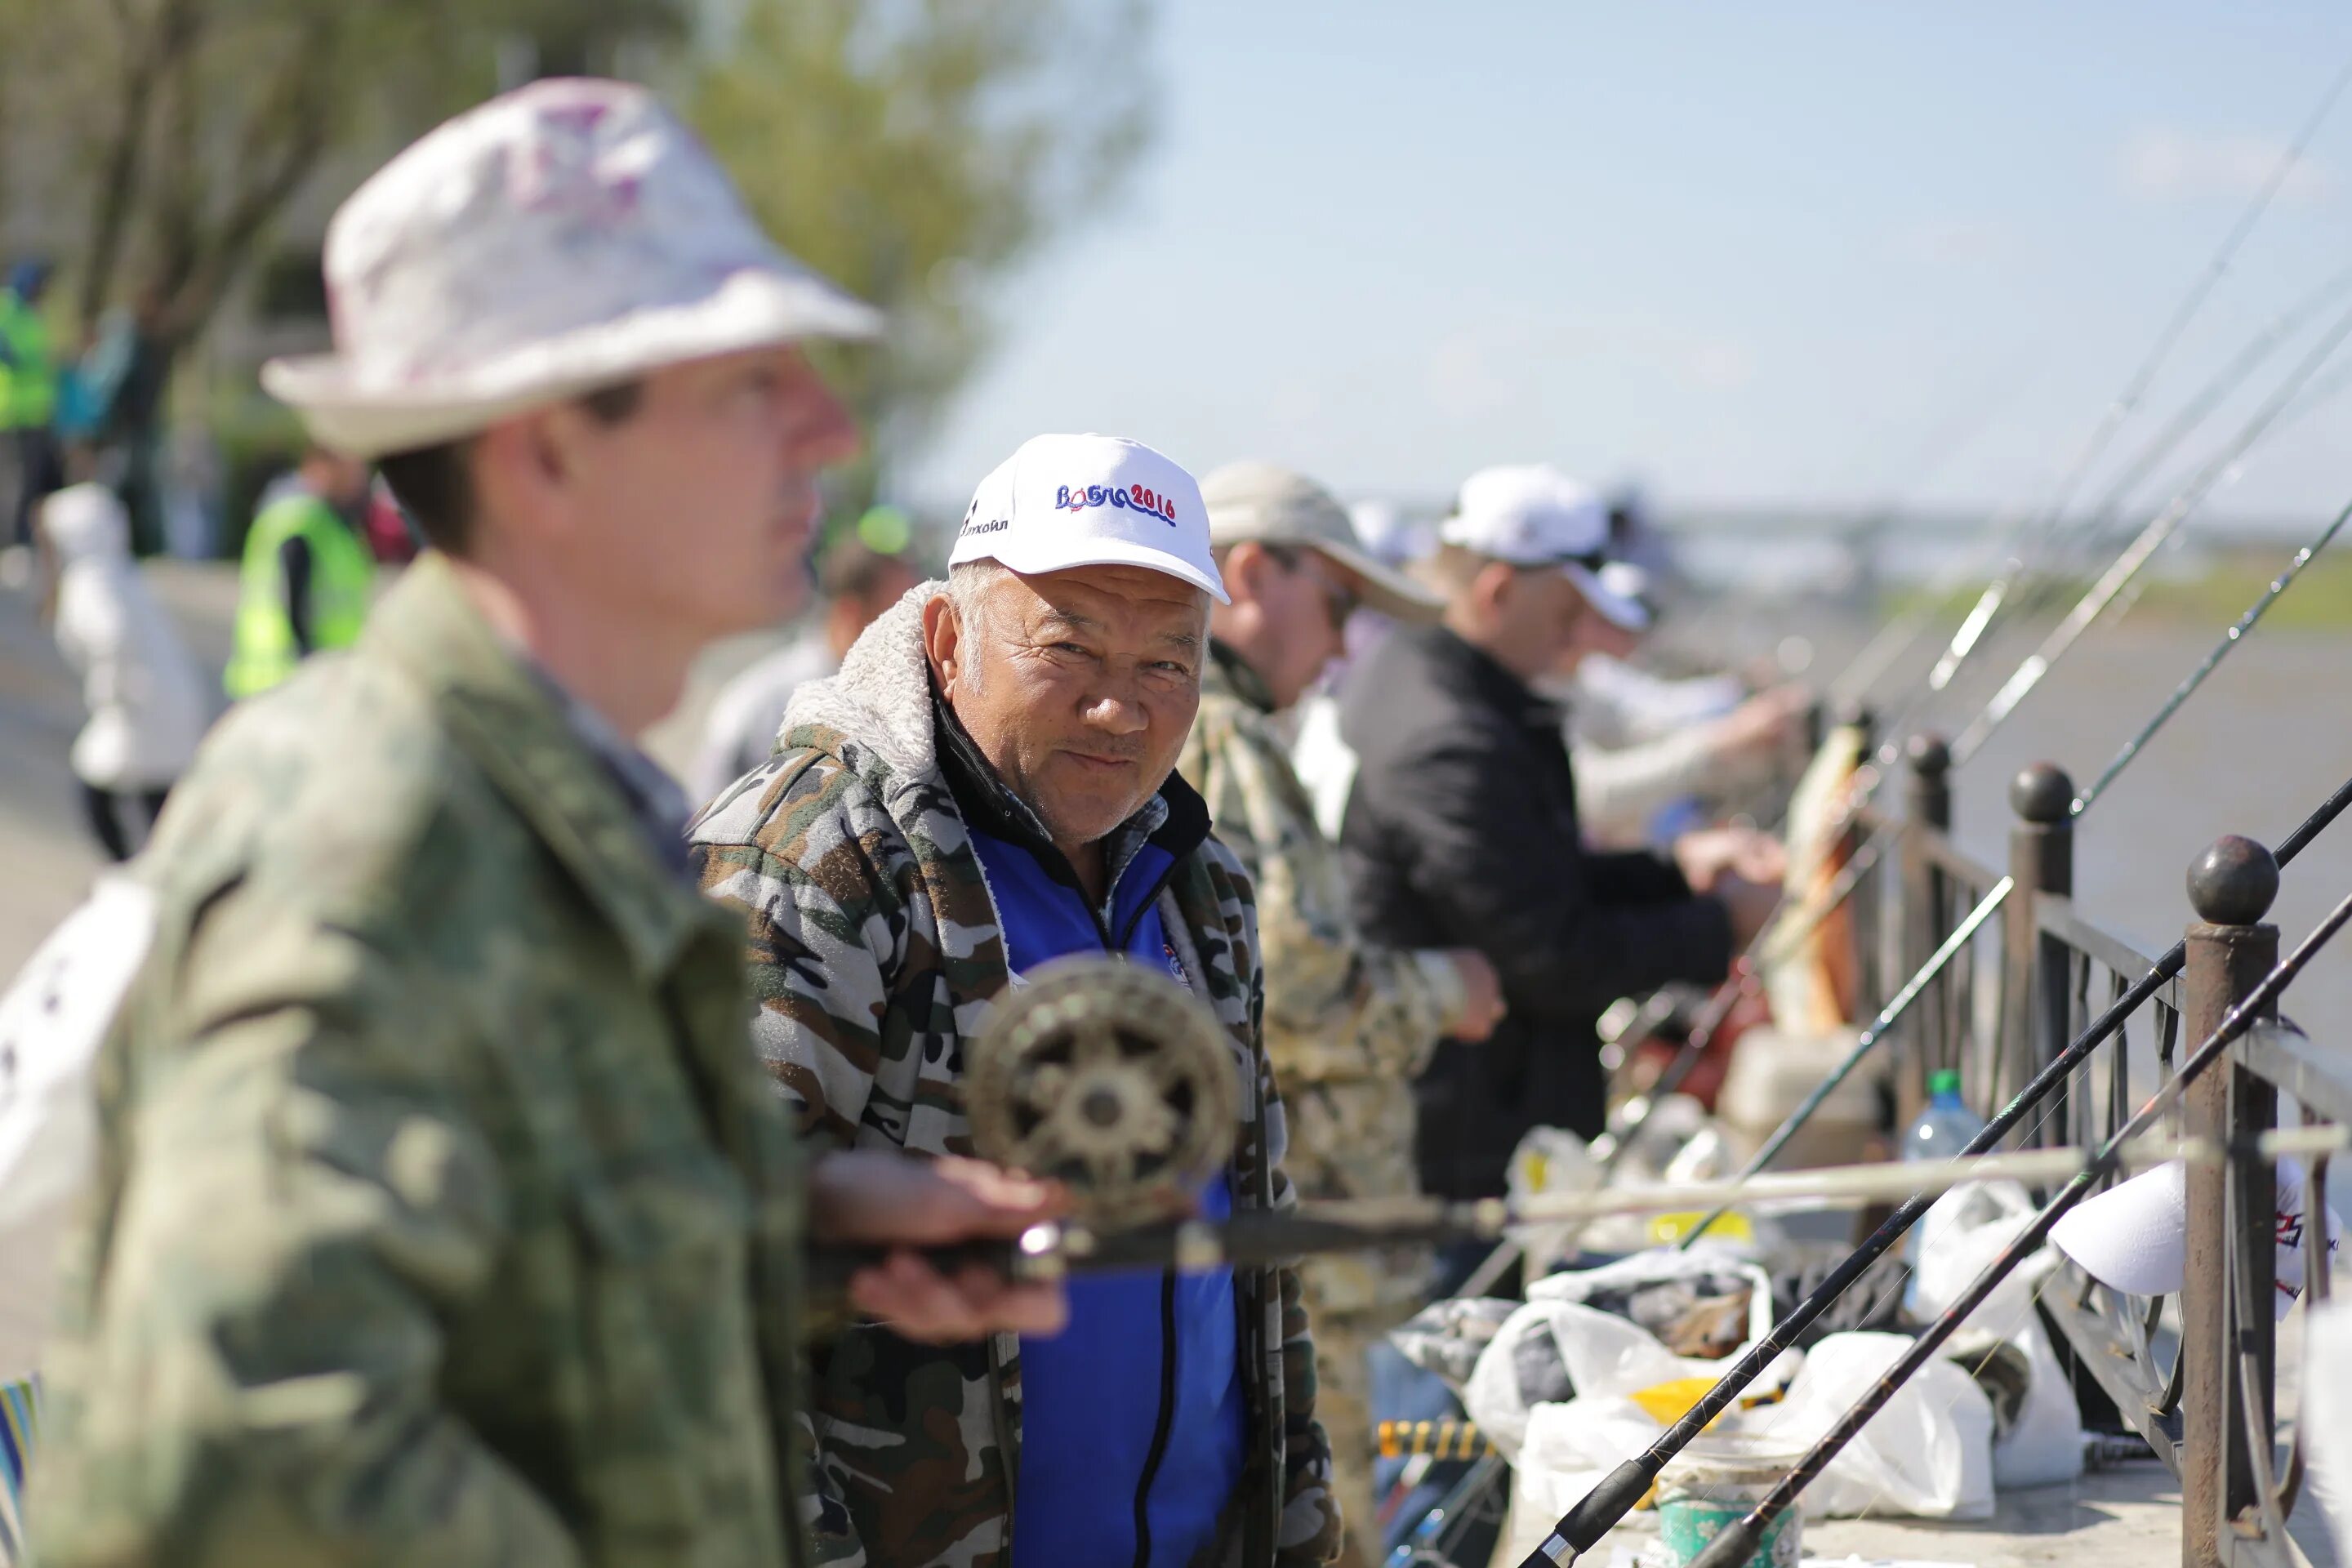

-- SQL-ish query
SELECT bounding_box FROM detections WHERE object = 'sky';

[902,1,2352,525]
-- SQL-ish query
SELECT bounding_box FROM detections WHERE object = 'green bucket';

[1656,1436,1804,1568]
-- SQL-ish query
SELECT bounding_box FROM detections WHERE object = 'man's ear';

[922,591,963,694]
[1223,539,1272,599]
[1472,559,1517,620]
[472,408,581,546]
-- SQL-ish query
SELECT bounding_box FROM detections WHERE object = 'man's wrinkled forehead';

[1001,564,1209,646]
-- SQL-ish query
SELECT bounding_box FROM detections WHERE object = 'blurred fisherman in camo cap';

[29,77,1069,1568]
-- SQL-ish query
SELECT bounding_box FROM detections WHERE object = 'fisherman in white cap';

[1332,464,1783,1229]
[29,78,1067,1567]
[691,433,1342,1567]
[1175,461,1504,1566]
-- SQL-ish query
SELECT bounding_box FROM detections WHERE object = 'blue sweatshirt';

[939,710,1246,1568]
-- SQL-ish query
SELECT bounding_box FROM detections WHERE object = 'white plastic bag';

[1754,1331,1996,1520]
[2305,1298,2352,1563]
[1906,1178,2083,1489]
[0,878,157,1380]
[1467,1247,1789,1459]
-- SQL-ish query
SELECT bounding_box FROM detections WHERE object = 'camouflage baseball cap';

[1200,461,1443,623]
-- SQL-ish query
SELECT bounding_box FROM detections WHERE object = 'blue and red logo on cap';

[1055,483,1178,525]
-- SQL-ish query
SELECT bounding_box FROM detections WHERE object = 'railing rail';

[1865,749,2347,1568]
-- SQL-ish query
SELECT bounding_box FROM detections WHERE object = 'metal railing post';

[2180,835,2280,1568]
[1900,733,1952,1130]
[2000,763,2074,1128]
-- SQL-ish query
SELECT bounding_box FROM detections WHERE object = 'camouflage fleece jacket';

[688,586,1339,1568]
[1177,644,1464,1324]
[33,555,818,1568]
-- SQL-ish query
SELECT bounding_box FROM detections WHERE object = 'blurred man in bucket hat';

[31,78,1066,1568]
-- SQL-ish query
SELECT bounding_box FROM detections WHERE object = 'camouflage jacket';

[1177,644,1462,1321]
[33,554,820,1568]
[689,586,1340,1568]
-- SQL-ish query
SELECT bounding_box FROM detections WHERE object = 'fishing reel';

[964,960,1236,1227]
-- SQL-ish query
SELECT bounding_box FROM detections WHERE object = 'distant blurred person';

[222,444,375,698]
[1180,462,1505,1566]
[1334,464,1783,1205]
[690,529,918,801]
[1560,561,1810,849]
[1,260,60,552]
[36,456,208,859]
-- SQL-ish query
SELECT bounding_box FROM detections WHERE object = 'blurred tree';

[0,0,684,350]
[688,0,1156,506]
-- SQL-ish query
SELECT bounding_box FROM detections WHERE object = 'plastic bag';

[1907,1178,2082,1489]
[1753,1330,1996,1520]
[1466,1247,1791,1459]
[2305,1298,2352,1562]
[1388,1295,1523,1393]
[0,878,158,1380]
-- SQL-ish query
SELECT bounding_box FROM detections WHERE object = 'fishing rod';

[1666,483,2352,1245]
[1519,771,2352,1562]
[1597,274,2352,1160]
[1909,257,2352,712]
[1673,880,2352,1568]
[1916,52,2352,702]
[1602,347,2352,1178]
[805,978,2348,1281]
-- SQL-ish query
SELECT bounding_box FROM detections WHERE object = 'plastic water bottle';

[1902,1069,1985,1276]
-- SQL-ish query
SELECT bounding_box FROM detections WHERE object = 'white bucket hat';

[262,78,881,460]
[1200,461,1442,623]
[1437,463,1650,631]
[949,433,1227,604]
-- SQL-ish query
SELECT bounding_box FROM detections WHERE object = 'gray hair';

[942,559,1013,688]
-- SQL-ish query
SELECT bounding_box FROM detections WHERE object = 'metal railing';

[1866,742,2343,1568]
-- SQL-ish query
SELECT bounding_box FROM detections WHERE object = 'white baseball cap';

[950,434,1227,604]
[1437,464,1649,630]
[262,78,881,460]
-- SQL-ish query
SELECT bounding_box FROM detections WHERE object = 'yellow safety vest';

[0,291,56,430]
[225,495,376,698]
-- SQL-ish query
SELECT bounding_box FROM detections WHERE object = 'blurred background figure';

[35,452,207,859]
[1183,461,1506,1566]
[1557,559,1812,849]
[221,445,375,699]
[1330,464,1782,1221]
[0,261,60,555]
[690,519,919,803]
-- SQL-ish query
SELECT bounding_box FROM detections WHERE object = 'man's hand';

[1708,684,1811,763]
[1713,870,1782,951]
[808,1150,1071,1344]
[1673,826,1787,893]
[1442,948,1507,1042]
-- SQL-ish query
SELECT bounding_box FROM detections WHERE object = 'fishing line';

[1523,766,2352,1561]
[1674,893,2352,1568]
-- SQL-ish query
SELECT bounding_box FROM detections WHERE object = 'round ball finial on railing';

[1906,733,1950,776]
[2009,761,2074,825]
[2187,835,2279,927]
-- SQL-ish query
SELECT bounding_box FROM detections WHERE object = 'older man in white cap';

[1175,461,1503,1566]
[692,434,1339,1568]
[29,79,1066,1568]
[1334,465,1781,1223]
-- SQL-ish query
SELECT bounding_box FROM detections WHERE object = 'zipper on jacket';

[1129,1268,1182,1568]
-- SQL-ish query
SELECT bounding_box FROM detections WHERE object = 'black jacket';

[1337,625,1734,1198]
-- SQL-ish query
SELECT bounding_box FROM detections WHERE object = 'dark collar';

[931,681,1211,902]
[1414,622,1564,730]
[1206,638,1278,715]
